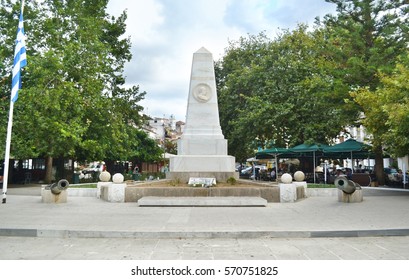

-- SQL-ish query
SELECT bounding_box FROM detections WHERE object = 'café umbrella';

[289,143,329,183]
[256,146,292,181]
[323,139,374,172]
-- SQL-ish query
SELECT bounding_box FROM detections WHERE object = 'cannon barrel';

[49,179,69,195]
[334,176,360,194]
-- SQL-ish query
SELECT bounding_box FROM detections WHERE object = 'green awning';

[255,146,293,159]
[323,139,374,159]
[288,143,329,159]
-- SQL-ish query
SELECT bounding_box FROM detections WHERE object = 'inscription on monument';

[188,177,216,187]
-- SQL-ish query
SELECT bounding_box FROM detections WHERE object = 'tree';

[216,26,357,161]
[216,33,271,161]
[0,0,147,182]
[319,0,409,184]
[352,53,409,158]
[163,139,177,155]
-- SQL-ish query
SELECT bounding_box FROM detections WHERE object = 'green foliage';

[381,58,409,157]
[307,183,335,188]
[136,172,166,181]
[353,53,409,157]
[217,26,356,160]
[216,0,409,186]
[164,139,177,155]
[320,0,409,89]
[70,183,97,189]
[226,177,237,185]
[130,129,164,163]
[320,0,409,184]
[170,178,181,186]
[0,0,153,168]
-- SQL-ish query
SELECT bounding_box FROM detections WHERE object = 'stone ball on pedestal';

[281,173,293,184]
[294,171,305,182]
[112,173,124,184]
[99,171,111,182]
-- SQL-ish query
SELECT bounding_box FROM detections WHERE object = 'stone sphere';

[281,173,293,184]
[112,173,124,184]
[99,171,111,182]
[294,171,305,182]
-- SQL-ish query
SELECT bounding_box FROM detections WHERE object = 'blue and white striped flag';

[11,11,27,103]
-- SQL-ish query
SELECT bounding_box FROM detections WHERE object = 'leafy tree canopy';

[217,0,409,174]
[319,0,409,183]
[353,53,409,157]
[216,26,357,161]
[0,0,162,181]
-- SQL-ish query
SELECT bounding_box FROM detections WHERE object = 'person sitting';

[270,169,276,181]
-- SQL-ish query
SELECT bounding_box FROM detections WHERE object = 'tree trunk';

[44,156,53,184]
[374,144,385,186]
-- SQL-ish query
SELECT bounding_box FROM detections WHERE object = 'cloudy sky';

[106,0,337,121]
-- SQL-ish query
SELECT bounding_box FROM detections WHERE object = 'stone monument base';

[338,189,363,203]
[168,172,238,183]
[97,181,112,199]
[41,188,67,203]
[100,183,126,203]
[294,181,307,198]
[169,155,238,183]
[279,183,297,203]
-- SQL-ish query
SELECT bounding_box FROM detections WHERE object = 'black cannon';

[46,179,69,195]
[334,176,361,194]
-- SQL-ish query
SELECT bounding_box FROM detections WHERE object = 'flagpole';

[2,0,25,204]
[2,101,15,203]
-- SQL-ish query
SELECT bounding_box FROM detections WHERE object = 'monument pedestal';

[177,138,228,155]
[97,181,112,199]
[279,183,297,203]
[101,183,126,203]
[294,181,307,198]
[338,189,363,203]
[169,155,237,182]
[41,188,67,203]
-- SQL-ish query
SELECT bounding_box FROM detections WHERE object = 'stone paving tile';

[181,252,214,260]
[345,238,405,260]
[1,236,409,260]
[319,240,373,260]
[211,252,248,260]
[2,190,409,262]
[149,252,182,260]
[371,237,409,259]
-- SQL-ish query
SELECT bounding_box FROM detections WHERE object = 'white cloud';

[107,0,336,121]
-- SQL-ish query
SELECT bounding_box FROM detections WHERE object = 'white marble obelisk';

[169,47,237,182]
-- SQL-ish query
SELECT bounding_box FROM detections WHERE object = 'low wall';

[307,188,338,197]
[65,186,350,199]
[125,186,281,203]
[67,188,97,197]
[125,185,306,203]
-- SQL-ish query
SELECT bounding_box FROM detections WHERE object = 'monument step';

[137,196,267,207]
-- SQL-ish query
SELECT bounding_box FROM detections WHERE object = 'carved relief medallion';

[193,83,212,102]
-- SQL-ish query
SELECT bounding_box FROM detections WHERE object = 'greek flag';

[11,11,27,103]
